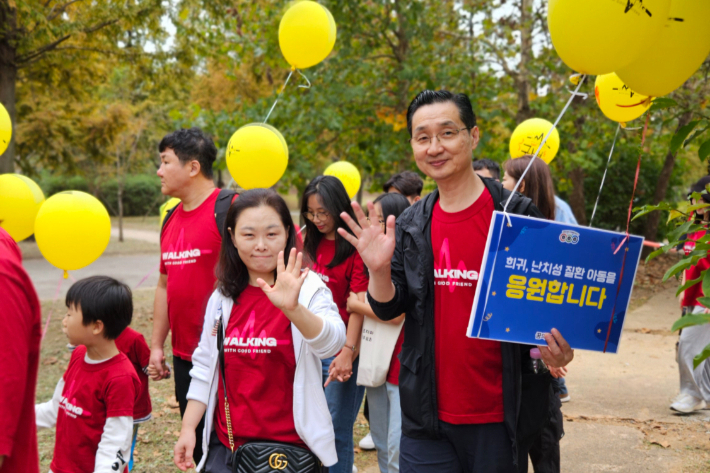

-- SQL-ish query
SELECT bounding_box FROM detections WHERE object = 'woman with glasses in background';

[301,175,369,473]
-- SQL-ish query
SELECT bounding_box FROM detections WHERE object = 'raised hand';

[257,248,309,312]
[338,202,396,273]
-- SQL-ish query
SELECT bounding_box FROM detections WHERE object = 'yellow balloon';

[0,102,11,156]
[0,174,45,242]
[594,73,652,123]
[35,191,111,276]
[324,161,361,199]
[159,197,181,225]
[548,0,671,75]
[226,123,288,190]
[617,1,710,97]
[509,119,561,164]
[279,1,337,69]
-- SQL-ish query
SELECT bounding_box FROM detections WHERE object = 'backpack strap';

[214,188,238,236]
[160,205,179,237]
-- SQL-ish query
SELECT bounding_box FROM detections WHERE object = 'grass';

[36,288,378,472]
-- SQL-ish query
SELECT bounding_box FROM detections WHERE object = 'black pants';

[400,421,516,473]
[174,355,206,465]
[519,389,564,473]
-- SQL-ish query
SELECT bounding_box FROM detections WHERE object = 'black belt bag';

[217,316,323,473]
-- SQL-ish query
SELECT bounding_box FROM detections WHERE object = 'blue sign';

[467,211,643,353]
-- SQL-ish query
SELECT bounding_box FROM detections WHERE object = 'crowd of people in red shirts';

[11,89,709,473]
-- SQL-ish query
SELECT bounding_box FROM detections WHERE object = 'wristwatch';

[344,344,357,353]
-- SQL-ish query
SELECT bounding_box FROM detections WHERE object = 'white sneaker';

[671,392,691,405]
[352,466,358,473]
[358,432,375,450]
[670,394,706,413]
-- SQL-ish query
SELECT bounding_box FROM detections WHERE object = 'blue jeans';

[551,377,568,395]
[322,355,366,473]
[367,382,401,473]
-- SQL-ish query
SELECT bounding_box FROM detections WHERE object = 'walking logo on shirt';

[312,254,331,283]
[60,380,91,419]
[162,228,213,268]
[434,238,478,292]
[224,311,291,358]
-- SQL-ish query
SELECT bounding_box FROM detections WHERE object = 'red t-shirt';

[683,230,710,307]
[160,189,223,360]
[432,189,504,425]
[115,327,152,420]
[214,286,305,450]
[51,346,139,473]
[386,329,404,385]
[0,229,41,473]
[312,238,369,326]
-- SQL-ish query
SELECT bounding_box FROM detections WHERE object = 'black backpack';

[160,188,238,237]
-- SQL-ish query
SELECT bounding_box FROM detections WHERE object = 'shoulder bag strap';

[217,316,236,453]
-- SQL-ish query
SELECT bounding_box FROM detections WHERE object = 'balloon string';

[589,123,621,227]
[134,260,161,290]
[41,275,65,344]
[603,113,650,353]
[263,70,294,124]
[502,75,587,225]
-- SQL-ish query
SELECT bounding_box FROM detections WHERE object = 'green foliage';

[97,174,164,217]
[38,174,163,216]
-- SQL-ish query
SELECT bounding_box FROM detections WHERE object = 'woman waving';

[174,189,345,472]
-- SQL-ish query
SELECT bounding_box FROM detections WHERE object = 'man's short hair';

[473,159,501,180]
[384,171,424,198]
[65,276,133,340]
[406,90,477,137]
[159,127,217,179]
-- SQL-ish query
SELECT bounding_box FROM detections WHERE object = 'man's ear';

[189,160,202,178]
[470,126,480,151]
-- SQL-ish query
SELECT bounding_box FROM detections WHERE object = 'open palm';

[257,248,308,312]
[338,202,396,272]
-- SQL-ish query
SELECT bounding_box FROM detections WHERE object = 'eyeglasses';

[303,211,330,222]
[411,127,470,148]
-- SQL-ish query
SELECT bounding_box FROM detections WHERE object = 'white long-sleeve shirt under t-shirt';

[35,353,134,473]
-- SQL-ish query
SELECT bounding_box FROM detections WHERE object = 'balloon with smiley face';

[594,73,652,124]
[509,118,561,164]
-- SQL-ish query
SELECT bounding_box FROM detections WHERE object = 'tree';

[0,0,166,172]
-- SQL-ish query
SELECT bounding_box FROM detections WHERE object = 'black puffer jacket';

[368,177,549,467]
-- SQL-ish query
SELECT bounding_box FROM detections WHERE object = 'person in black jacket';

[338,90,574,473]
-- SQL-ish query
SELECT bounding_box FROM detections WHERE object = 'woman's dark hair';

[216,188,297,301]
[689,176,710,203]
[373,193,411,233]
[158,127,217,178]
[504,155,556,221]
[301,175,357,269]
[383,171,424,198]
[65,276,132,340]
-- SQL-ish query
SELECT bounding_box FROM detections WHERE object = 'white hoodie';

[187,272,346,470]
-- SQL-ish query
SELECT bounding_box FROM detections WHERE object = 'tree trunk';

[642,112,693,253]
[515,0,533,123]
[117,155,124,242]
[0,1,17,173]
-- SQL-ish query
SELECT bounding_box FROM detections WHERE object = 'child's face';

[63,303,98,346]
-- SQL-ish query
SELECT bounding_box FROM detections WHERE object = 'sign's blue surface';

[467,212,643,353]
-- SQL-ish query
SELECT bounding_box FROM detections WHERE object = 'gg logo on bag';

[268,453,288,470]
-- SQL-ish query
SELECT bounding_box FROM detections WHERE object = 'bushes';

[99,175,164,217]
[39,174,165,216]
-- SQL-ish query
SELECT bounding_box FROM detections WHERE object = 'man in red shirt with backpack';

[149,128,235,465]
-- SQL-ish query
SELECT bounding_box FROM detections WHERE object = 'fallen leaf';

[651,440,670,448]
[354,447,362,454]
[43,357,58,365]
[640,328,651,334]
[167,395,180,409]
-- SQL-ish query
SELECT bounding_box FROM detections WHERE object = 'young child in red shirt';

[36,276,140,473]
[114,327,155,471]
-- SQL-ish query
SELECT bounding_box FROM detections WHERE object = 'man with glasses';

[339,90,574,472]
